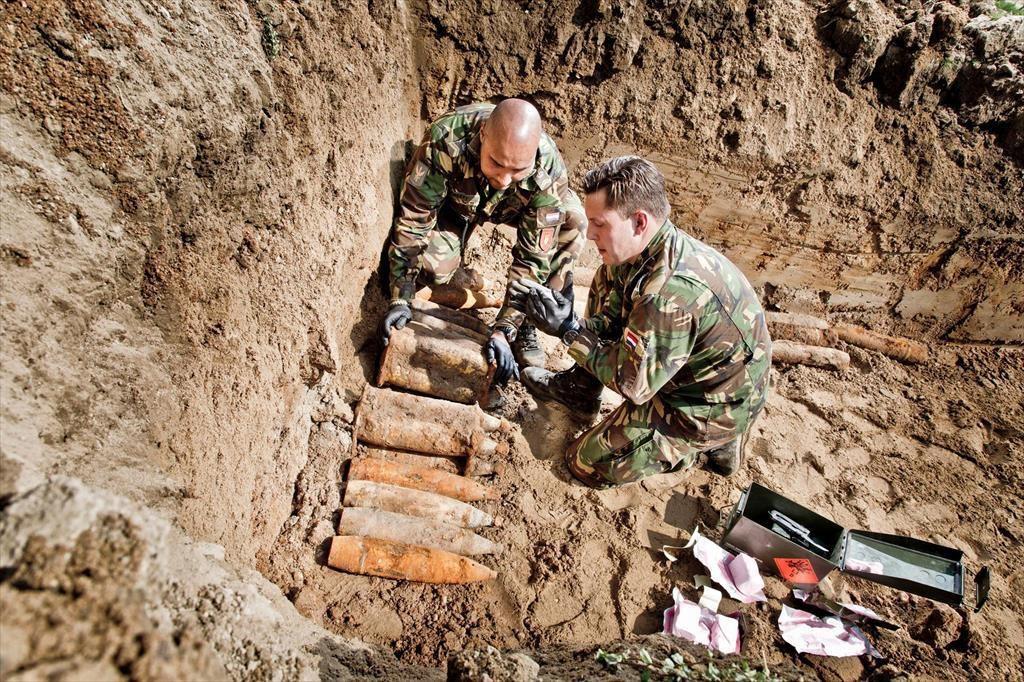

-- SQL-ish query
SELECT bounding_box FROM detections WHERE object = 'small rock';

[88,171,113,190]
[310,519,334,542]
[43,115,62,137]
[911,604,963,649]
[505,653,540,681]
[334,400,354,424]
[448,646,540,682]
[335,428,352,452]
[808,654,864,682]
[931,2,968,42]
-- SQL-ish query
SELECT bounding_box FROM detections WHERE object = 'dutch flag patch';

[624,328,642,352]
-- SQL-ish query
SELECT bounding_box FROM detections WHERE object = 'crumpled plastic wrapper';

[778,605,876,657]
[666,527,766,603]
[662,587,741,655]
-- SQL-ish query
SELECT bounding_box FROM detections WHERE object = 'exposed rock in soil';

[447,646,540,682]
[0,477,439,680]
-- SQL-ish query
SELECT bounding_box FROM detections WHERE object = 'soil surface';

[1,0,1022,679]
[262,222,1024,680]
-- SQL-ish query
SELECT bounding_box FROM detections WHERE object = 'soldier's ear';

[632,211,648,236]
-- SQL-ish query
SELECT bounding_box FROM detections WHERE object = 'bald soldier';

[510,156,771,487]
[380,99,587,383]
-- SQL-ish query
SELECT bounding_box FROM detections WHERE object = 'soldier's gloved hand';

[380,302,412,346]
[510,274,576,337]
[484,332,519,385]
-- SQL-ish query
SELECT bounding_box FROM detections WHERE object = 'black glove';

[508,273,576,337]
[484,333,519,386]
[381,303,412,346]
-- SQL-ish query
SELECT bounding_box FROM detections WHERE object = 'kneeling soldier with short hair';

[510,156,772,488]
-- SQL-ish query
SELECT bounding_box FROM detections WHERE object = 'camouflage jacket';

[569,220,772,414]
[388,102,584,328]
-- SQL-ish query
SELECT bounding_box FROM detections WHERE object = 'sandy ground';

[259,227,1024,680]
[2,0,1022,679]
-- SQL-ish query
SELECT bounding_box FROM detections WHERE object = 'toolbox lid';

[841,530,965,607]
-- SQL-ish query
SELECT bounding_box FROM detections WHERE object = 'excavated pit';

[1,0,1023,679]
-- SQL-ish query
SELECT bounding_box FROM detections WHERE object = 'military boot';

[521,364,602,415]
[703,433,748,477]
[512,323,545,369]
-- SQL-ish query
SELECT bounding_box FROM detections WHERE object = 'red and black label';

[774,557,819,584]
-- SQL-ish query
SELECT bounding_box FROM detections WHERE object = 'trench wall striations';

[0,0,419,564]
[412,0,1024,343]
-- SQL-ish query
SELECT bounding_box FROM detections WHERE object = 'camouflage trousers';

[416,208,587,292]
[565,376,768,489]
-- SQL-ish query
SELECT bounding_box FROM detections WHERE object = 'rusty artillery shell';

[772,340,850,370]
[363,446,461,474]
[349,457,497,503]
[410,300,492,337]
[766,312,837,347]
[328,536,496,583]
[411,309,489,344]
[833,323,928,364]
[378,321,492,404]
[416,284,502,309]
[343,480,493,528]
[338,507,502,556]
[355,386,511,457]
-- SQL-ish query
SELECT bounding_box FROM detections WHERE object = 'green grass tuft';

[993,0,1024,16]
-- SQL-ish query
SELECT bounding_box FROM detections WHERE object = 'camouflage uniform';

[388,102,587,331]
[565,219,772,487]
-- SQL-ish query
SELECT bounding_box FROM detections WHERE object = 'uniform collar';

[628,218,673,265]
[642,218,673,257]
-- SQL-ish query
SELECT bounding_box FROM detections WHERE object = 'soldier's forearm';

[494,305,525,331]
[387,241,420,302]
[567,327,636,400]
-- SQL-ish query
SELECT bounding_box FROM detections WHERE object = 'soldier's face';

[479,124,536,190]
[585,190,647,266]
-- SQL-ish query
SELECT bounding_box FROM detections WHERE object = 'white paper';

[778,605,873,657]
[685,527,766,603]
[845,557,885,575]
[663,587,741,655]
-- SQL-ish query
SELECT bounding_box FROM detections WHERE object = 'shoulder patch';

[537,205,564,227]
[408,161,429,188]
[539,226,556,251]
[623,328,647,355]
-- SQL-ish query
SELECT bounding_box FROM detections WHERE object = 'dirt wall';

[1,0,419,566]
[2,0,1023,679]
[414,0,1023,343]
